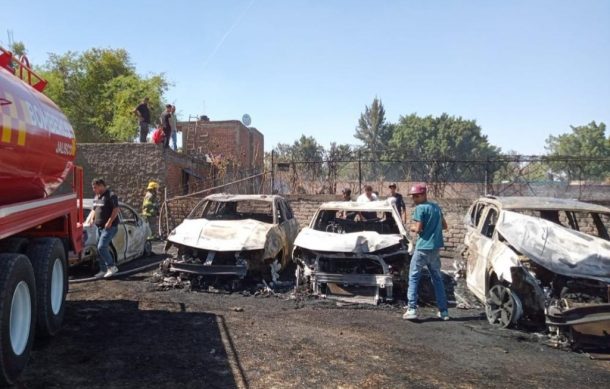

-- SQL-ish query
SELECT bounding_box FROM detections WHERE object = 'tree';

[38,48,168,142]
[354,98,393,164]
[389,113,502,196]
[9,41,26,57]
[325,142,354,193]
[545,121,610,181]
[270,135,325,193]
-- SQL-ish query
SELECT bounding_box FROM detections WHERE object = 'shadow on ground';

[20,299,244,389]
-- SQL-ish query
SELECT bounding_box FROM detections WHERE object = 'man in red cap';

[403,183,449,321]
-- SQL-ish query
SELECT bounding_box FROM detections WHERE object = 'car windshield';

[512,209,610,241]
[312,209,400,235]
[189,199,274,224]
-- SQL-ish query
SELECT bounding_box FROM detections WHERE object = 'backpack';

[152,127,165,144]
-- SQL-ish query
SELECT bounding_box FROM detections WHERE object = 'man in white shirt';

[357,185,378,202]
[356,185,378,220]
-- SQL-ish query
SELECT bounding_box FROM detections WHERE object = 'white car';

[70,199,152,267]
[292,199,410,304]
[165,194,300,281]
[459,196,610,347]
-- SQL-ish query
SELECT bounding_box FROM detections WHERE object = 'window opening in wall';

[181,169,190,195]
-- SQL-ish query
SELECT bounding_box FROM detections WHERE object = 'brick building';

[178,118,264,174]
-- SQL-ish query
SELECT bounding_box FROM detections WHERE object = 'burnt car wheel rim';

[485,284,518,328]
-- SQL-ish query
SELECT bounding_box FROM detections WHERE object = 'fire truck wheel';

[0,238,29,254]
[0,254,36,386]
[26,238,67,338]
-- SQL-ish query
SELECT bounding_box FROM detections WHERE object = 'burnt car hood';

[168,218,273,251]
[496,211,610,284]
[294,227,403,253]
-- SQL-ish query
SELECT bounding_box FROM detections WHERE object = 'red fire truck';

[0,47,83,385]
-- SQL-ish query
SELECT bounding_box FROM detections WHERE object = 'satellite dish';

[242,114,252,126]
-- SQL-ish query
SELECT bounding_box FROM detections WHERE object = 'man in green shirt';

[403,183,449,321]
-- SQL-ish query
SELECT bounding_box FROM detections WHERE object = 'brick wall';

[178,120,264,172]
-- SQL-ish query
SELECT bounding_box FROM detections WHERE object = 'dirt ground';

[16,247,610,388]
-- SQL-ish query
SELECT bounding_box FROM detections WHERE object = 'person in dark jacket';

[134,97,151,143]
[84,178,120,278]
[160,104,172,149]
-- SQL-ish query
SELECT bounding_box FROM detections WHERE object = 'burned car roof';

[317,199,398,212]
[296,199,407,253]
[202,193,281,203]
[480,196,610,213]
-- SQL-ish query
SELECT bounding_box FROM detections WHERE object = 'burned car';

[459,196,610,346]
[71,199,152,267]
[165,194,299,282]
[293,199,410,304]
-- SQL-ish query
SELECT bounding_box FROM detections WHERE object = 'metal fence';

[268,153,610,200]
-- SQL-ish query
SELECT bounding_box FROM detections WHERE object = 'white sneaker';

[104,266,119,278]
[438,310,450,321]
[402,308,418,320]
[94,271,105,279]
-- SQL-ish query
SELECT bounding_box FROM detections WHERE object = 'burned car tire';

[485,284,522,328]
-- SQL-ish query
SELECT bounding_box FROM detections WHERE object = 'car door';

[466,204,499,300]
[112,214,129,264]
[280,200,299,255]
[272,199,292,266]
[119,205,147,260]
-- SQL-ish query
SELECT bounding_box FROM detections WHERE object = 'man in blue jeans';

[403,183,450,321]
[85,178,120,279]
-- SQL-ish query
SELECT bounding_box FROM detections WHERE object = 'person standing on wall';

[142,181,160,239]
[160,104,172,149]
[170,105,178,151]
[403,183,450,321]
[84,178,120,278]
[134,97,151,143]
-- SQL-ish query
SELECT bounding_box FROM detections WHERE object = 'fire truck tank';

[0,57,76,206]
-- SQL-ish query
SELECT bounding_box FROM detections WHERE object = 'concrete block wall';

[76,143,169,209]
[73,143,211,210]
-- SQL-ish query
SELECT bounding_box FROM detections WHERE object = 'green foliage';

[9,41,26,57]
[492,152,551,184]
[389,113,502,193]
[38,48,168,142]
[545,121,610,181]
[354,97,392,161]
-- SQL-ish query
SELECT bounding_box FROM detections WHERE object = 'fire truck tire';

[0,238,29,254]
[0,254,36,386]
[26,238,67,338]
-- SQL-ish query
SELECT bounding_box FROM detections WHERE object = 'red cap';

[408,184,427,195]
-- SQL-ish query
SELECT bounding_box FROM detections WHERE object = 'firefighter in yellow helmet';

[142,181,160,239]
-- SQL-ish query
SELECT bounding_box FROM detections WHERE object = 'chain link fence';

[269,154,610,200]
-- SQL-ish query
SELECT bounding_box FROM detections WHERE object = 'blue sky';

[1,0,608,154]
